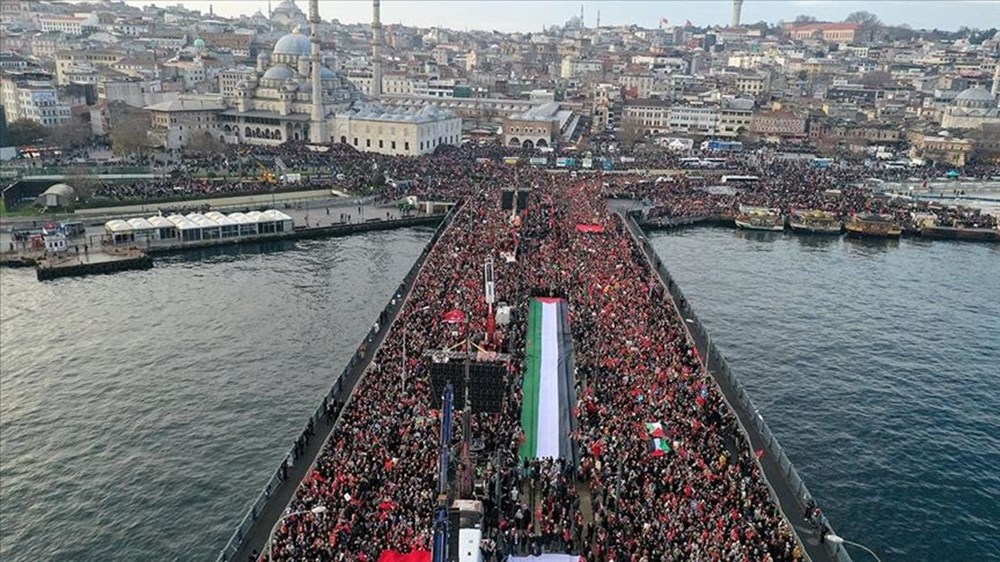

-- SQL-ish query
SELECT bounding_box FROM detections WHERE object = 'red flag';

[442,309,466,324]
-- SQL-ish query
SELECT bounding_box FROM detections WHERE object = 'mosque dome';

[273,30,311,57]
[320,67,336,80]
[953,87,996,109]
[262,64,295,81]
[193,37,206,49]
[283,78,299,92]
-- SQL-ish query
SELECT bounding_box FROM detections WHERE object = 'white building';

[668,105,719,135]
[333,105,462,156]
[0,71,71,126]
[146,94,227,150]
[38,13,99,35]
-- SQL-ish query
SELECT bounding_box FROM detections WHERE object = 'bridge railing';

[623,210,852,562]
[214,202,461,562]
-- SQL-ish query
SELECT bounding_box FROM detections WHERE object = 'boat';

[845,214,902,238]
[919,224,1000,242]
[789,209,842,235]
[734,206,784,231]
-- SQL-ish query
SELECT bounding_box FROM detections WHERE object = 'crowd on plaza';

[262,164,805,562]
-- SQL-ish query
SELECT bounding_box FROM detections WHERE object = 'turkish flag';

[442,309,466,324]
[378,551,431,562]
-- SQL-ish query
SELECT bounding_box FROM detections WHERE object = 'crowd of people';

[263,161,808,561]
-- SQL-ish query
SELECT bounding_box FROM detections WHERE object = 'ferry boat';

[789,209,842,235]
[734,206,784,231]
[845,214,902,238]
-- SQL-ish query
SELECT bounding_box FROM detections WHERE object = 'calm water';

[0,228,433,561]
[650,228,1000,562]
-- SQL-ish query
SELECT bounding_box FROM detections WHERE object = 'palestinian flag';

[646,422,671,457]
[520,298,578,463]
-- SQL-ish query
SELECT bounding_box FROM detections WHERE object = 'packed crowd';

[614,157,999,229]
[264,164,805,561]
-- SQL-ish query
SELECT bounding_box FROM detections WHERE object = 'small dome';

[262,64,295,81]
[320,67,336,80]
[273,31,311,57]
[193,38,206,49]
[283,78,299,92]
[953,86,996,108]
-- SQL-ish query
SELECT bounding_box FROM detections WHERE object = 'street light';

[825,534,882,562]
[267,506,327,562]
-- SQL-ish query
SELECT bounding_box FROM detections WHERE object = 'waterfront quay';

[1,199,446,281]
[221,178,848,562]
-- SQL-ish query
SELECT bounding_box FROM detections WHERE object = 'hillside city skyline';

[121,0,1000,33]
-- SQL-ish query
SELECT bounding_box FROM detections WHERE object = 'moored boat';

[734,206,784,231]
[919,224,1000,242]
[789,209,842,235]
[845,214,902,238]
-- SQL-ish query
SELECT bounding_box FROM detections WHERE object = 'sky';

[125,0,1000,32]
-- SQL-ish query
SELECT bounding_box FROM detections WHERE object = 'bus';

[721,175,760,184]
[700,158,728,169]
[679,157,702,168]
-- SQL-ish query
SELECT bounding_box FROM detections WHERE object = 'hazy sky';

[134,1,1000,32]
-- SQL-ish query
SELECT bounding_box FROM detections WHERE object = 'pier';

[217,182,849,562]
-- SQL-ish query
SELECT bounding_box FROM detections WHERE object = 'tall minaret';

[992,63,1000,101]
[731,0,743,28]
[372,0,383,99]
[308,0,325,142]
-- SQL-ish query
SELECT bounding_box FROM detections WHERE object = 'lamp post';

[825,534,882,562]
[267,506,327,562]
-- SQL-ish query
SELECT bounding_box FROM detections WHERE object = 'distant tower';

[308,0,325,143]
[731,0,743,28]
[372,0,383,99]
[596,10,600,29]
[580,4,584,28]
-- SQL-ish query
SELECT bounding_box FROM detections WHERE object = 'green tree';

[794,15,818,23]
[5,119,48,147]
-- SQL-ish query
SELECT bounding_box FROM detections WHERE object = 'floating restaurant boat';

[734,206,784,231]
[845,214,902,238]
[789,209,842,235]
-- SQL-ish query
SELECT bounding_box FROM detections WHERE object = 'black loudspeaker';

[517,190,530,209]
[501,190,515,210]
[429,361,506,413]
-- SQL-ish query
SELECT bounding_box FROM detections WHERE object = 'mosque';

[202,0,460,155]
[940,85,1000,131]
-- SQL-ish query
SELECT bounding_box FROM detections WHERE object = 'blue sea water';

[649,228,1000,562]
[0,229,434,561]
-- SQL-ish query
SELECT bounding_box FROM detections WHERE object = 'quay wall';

[623,211,852,562]
[218,203,462,562]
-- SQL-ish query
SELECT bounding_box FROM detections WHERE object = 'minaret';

[308,0,325,143]
[992,63,1000,101]
[731,0,743,28]
[596,10,600,29]
[372,0,383,99]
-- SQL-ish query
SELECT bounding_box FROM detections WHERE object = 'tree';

[185,131,224,153]
[794,15,818,23]
[49,120,92,150]
[845,11,881,26]
[6,119,48,147]
[845,11,882,42]
[109,112,152,157]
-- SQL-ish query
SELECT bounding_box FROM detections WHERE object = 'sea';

[649,228,1000,562]
[0,228,435,561]
[1,225,998,561]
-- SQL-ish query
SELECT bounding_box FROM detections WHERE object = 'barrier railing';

[623,210,852,562]
[214,202,462,562]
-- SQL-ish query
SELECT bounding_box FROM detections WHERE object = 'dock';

[34,248,153,281]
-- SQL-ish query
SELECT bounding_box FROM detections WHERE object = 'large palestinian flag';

[520,298,578,463]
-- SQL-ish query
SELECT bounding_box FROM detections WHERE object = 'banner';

[520,298,577,463]
[378,551,431,562]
